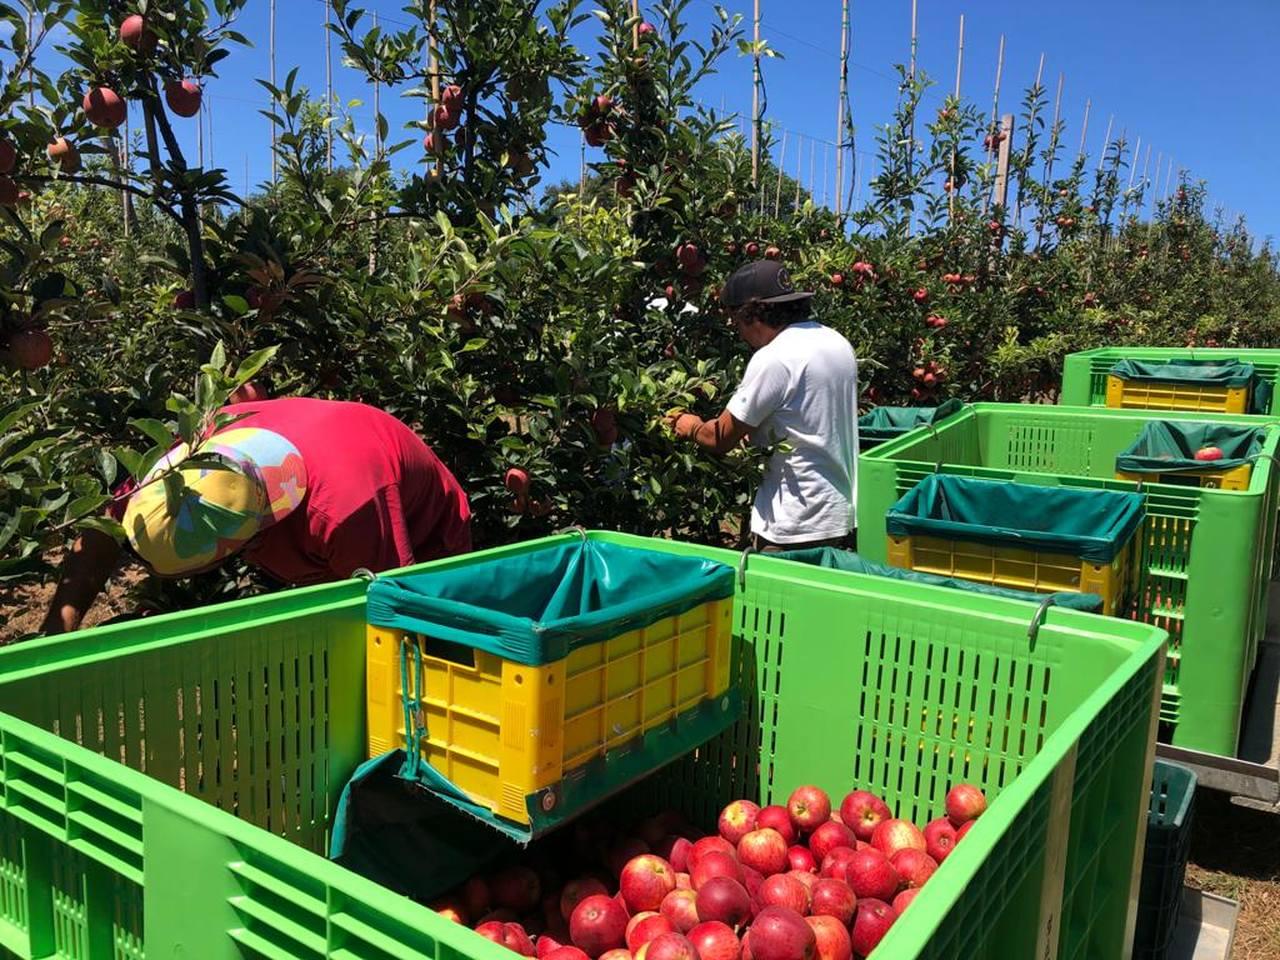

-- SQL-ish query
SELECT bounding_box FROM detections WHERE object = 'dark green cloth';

[1116,420,1267,475]
[775,547,1104,611]
[366,539,734,667]
[886,474,1146,564]
[859,399,964,450]
[1110,358,1255,388]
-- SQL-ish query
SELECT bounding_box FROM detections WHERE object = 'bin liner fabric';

[366,539,734,666]
[1116,420,1267,475]
[775,546,1104,612]
[859,399,964,444]
[886,474,1146,564]
[1110,357,1272,413]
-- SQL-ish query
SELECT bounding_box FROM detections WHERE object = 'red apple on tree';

[164,79,202,118]
[119,14,158,54]
[47,137,80,173]
[744,241,760,257]
[83,87,126,128]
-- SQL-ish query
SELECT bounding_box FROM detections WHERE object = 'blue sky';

[117,0,1280,242]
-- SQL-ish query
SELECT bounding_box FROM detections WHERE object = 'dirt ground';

[0,557,147,645]
[1186,789,1280,958]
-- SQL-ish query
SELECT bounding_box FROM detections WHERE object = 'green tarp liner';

[1110,357,1273,413]
[859,399,964,449]
[366,538,735,667]
[886,474,1146,564]
[775,546,1104,612]
[1116,420,1268,475]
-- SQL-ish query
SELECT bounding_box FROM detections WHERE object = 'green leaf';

[209,341,228,372]
[233,345,279,385]
[129,418,175,450]
[162,471,184,518]
[76,515,125,542]
[96,448,117,486]
[64,493,109,524]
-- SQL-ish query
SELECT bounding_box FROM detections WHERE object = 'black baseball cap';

[721,260,815,309]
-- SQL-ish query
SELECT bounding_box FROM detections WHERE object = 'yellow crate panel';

[1105,375,1248,414]
[365,597,734,826]
[1116,463,1252,491]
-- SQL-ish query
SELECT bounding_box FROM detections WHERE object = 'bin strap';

[399,637,428,781]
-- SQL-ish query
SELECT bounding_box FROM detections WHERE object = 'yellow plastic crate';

[1116,461,1252,491]
[886,532,1139,614]
[1105,373,1249,414]
[366,598,733,825]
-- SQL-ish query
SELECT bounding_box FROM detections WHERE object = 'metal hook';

[555,525,589,543]
[1027,595,1056,647]
[922,422,944,473]
[738,545,756,591]
[352,567,377,582]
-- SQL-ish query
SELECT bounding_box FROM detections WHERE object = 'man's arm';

[671,409,752,456]
[40,529,123,635]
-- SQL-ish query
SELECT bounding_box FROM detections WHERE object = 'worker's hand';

[666,411,702,440]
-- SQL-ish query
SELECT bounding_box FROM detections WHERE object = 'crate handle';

[352,567,377,581]
[1027,595,1056,648]
[737,546,756,590]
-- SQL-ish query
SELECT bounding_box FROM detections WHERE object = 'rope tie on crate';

[400,636,428,780]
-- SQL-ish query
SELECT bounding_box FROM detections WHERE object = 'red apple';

[164,79,202,118]
[119,14,157,55]
[8,329,52,370]
[431,897,467,924]
[676,874,692,890]
[764,246,782,260]
[738,829,788,877]
[786,846,816,874]
[922,819,957,864]
[690,836,736,869]
[786,787,831,834]
[546,948,592,960]
[829,273,844,287]
[757,807,797,845]
[83,87,126,129]
[493,866,542,913]
[656,836,694,873]
[843,849,900,902]
[808,880,856,927]
[694,877,752,929]
[689,921,741,960]
[945,784,987,828]
[850,901,897,958]
[46,137,80,173]
[645,932,698,960]
[787,870,817,895]
[745,906,816,960]
[562,878,610,922]
[0,140,15,175]
[870,820,925,860]
[442,84,464,109]
[719,801,761,845]
[807,822,856,864]
[462,875,492,920]
[913,288,929,304]
[607,838,651,878]
[621,856,677,914]
[745,241,760,257]
[838,792,891,843]
[955,820,975,841]
[692,851,743,889]
[804,915,851,960]
[627,912,675,952]
[478,922,537,956]
[538,934,567,958]
[758,873,810,915]
[569,895,630,958]
[661,889,700,933]
[1194,446,1224,462]
[891,888,919,914]
[818,848,857,881]
[890,850,937,889]
[600,951,632,960]
[637,21,657,39]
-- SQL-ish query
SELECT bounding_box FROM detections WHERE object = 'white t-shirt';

[727,320,858,544]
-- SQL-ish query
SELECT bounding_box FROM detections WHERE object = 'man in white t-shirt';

[669,260,859,551]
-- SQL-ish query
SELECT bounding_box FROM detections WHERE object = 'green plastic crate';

[0,531,1165,960]
[858,402,1280,756]
[1062,347,1280,415]
[1134,761,1197,960]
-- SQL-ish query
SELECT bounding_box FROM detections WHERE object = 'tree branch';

[14,172,178,222]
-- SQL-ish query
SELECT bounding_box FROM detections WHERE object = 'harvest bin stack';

[857,403,1280,756]
[0,531,1164,960]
